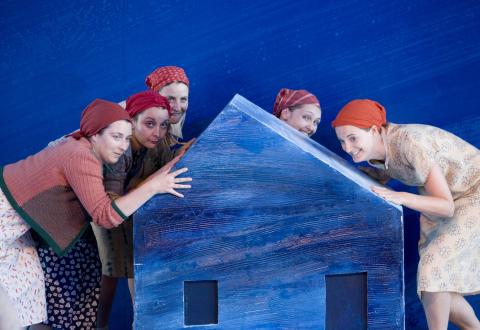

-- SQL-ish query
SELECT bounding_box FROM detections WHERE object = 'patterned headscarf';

[145,66,190,92]
[331,99,387,129]
[71,99,131,139]
[125,90,171,118]
[273,88,320,118]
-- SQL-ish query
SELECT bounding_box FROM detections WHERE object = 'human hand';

[149,166,192,198]
[359,166,390,185]
[176,138,196,157]
[371,186,405,205]
[157,155,183,175]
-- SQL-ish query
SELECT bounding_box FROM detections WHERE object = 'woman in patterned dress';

[0,99,191,329]
[332,99,480,330]
[272,88,321,138]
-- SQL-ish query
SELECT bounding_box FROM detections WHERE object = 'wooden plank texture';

[134,95,404,329]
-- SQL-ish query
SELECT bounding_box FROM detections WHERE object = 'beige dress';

[372,123,480,296]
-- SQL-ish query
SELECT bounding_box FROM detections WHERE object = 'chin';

[351,156,364,163]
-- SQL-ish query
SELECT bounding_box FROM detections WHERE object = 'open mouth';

[350,150,361,159]
[301,131,311,136]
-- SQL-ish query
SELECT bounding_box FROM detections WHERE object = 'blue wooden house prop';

[134,95,404,329]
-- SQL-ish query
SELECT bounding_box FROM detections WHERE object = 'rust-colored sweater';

[0,137,127,256]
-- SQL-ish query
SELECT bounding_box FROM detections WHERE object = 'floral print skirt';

[0,188,47,326]
[38,230,101,329]
[417,184,480,296]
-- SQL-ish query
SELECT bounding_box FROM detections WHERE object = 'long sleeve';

[63,151,127,228]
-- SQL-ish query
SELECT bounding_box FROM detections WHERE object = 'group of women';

[0,65,479,330]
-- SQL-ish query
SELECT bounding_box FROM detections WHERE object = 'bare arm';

[372,163,455,218]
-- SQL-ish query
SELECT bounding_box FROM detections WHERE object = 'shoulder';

[387,123,436,150]
[61,138,101,170]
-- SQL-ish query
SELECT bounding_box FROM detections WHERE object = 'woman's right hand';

[359,166,390,185]
[146,164,192,198]
[113,160,192,220]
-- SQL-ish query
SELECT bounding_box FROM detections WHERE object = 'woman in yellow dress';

[332,99,480,330]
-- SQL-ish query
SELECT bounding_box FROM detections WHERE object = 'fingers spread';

[174,184,191,189]
[169,189,184,198]
[174,177,192,183]
[172,167,189,176]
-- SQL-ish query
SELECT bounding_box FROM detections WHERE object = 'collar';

[367,125,390,170]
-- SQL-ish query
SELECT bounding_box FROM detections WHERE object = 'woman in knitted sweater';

[0,99,191,328]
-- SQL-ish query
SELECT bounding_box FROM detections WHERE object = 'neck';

[130,135,144,152]
[370,127,387,163]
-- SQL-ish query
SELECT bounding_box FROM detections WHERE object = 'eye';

[349,136,356,142]
[160,120,169,129]
[145,121,155,128]
[111,134,121,140]
[303,115,312,121]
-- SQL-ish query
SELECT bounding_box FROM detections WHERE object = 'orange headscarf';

[71,99,131,139]
[145,66,189,92]
[273,88,320,118]
[331,99,387,129]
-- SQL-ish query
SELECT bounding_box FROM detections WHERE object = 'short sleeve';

[399,133,435,185]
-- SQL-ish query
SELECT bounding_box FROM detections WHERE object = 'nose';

[153,124,161,137]
[170,100,180,112]
[306,122,315,133]
[342,141,351,153]
[120,138,130,152]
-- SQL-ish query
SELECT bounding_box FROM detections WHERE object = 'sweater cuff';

[112,201,128,221]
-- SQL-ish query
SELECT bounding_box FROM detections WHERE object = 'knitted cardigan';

[0,137,127,256]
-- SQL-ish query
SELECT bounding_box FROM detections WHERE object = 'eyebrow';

[303,110,320,119]
[111,132,125,137]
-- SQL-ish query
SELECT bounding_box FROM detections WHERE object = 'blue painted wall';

[1,0,479,329]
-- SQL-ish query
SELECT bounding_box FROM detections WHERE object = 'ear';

[370,125,380,135]
[279,108,291,121]
[89,134,99,145]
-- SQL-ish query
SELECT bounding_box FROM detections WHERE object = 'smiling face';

[158,82,189,125]
[335,125,385,163]
[91,120,132,164]
[132,107,170,149]
[280,104,321,137]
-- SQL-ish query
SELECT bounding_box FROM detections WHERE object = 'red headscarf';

[71,99,131,140]
[145,66,190,92]
[331,99,387,129]
[125,90,171,118]
[273,88,320,118]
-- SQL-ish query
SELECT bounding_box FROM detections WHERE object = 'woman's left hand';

[371,186,405,205]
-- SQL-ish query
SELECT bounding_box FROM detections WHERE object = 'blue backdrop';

[1,0,479,329]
